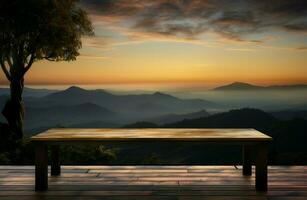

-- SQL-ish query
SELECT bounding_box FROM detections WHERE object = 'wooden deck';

[0,165,306,200]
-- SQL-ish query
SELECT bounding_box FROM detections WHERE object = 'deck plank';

[0,166,305,199]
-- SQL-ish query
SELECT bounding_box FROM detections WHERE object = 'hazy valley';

[0,82,306,164]
[0,82,306,134]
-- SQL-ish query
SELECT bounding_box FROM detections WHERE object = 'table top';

[31,128,272,142]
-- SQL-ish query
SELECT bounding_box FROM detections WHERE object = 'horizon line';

[1,81,307,91]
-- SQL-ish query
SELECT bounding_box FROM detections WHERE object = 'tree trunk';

[2,77,25,140]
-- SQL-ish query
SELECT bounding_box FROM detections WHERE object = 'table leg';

[242,145,252,176]
[51,145,61,176]
[35,144,48,191]
[255,143,268,191]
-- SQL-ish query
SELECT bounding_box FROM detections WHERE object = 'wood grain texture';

[0,165,306,200]
[31,128,272,142]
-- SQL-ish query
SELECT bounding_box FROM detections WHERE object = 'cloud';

[79,54,108,60]
[81,0,307,43]
[82,35,116,49]
[295,46,307,51]
[226,48,256,52]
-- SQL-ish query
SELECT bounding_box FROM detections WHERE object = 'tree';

[0,0,93,139]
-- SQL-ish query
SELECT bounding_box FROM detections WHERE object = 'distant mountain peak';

[44,86,89,99]
[213,82,307,91]
[66,86,86,92]
[213,82,262,91]
[230,82,254,86]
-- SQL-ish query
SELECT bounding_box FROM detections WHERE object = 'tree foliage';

[0,0,94,139]
[0,0,93,80]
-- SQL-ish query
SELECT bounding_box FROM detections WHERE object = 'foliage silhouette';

[0,0,93,139]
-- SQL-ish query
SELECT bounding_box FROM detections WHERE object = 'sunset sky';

[1,0,307,89]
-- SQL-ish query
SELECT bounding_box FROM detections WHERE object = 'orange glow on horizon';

[1,1,306,90]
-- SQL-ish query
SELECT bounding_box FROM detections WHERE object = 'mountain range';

[0,87,58,97]
[1,82,306,97]
[0,84,306,133]
[0,86,216,132]
[163,108,278,130]
[25,103,117,129]
[145,109,210,125]
[271,110,307,120]
[163,108,307,164]
[39,86,215,117]
[121,108,307,164]
[213,82,307,91]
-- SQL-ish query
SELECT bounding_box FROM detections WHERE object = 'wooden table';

[31,128,272,191]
